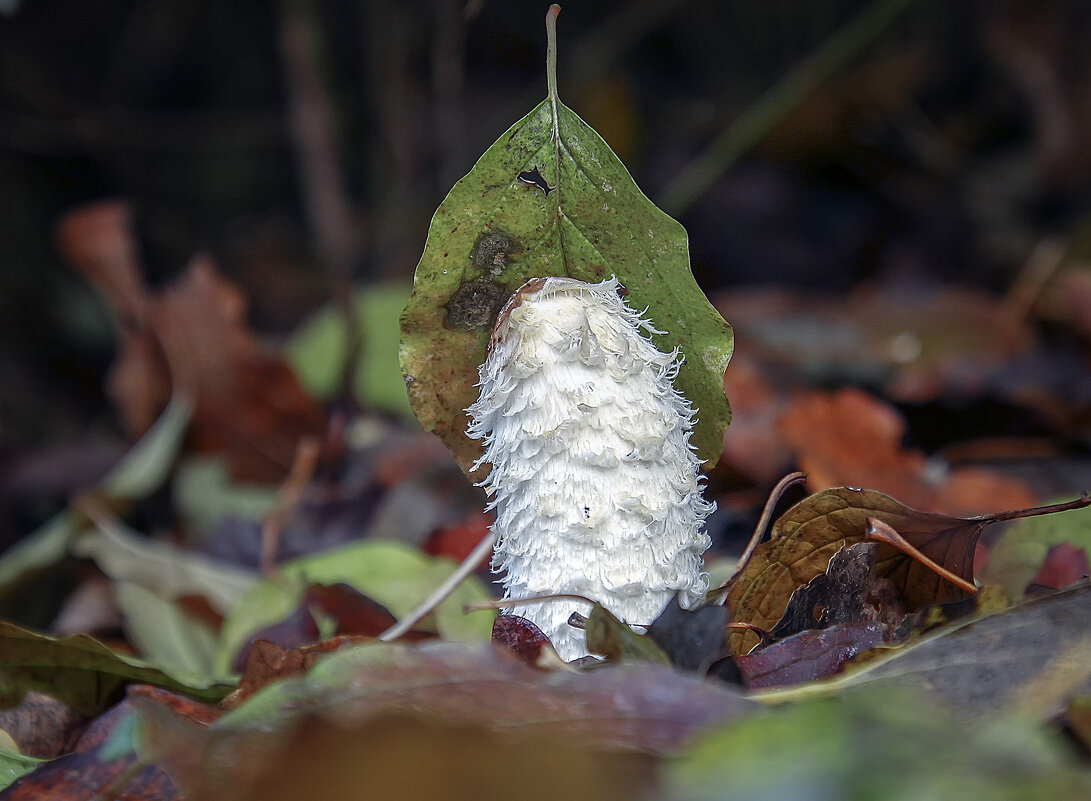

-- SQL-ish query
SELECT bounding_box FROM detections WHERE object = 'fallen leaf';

[670,686,1091,800]
[0,692,86,759]
[645,595,729,673]
[57,201,326,484]
[231,583,415,671]
[491,614,557,667]
[221,636,367,711]
[215,541,495,676]
[1,685,219,800]
[584,604,670,665]
[1027,542,1090,594]
[736,623,888,690]
[765,583,1091,720]
[148,257,327,482]
[0,622,231,717]
[0,396,191,606]
[140,641,756,801]
[767,542,901,640]
[777,388,1039,516]
[725,487,1088,654]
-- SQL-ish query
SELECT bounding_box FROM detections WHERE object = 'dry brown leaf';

[725,487,1088,655]
[777,388,1039,516]
[56,202,325,483]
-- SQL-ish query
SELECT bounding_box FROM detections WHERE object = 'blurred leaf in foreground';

[669,688,1091,801]
[0,623,230,717]
[400,7,732,476]
[140,641,756,801]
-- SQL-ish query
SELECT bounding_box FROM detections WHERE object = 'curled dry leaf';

[725,487,1090,655]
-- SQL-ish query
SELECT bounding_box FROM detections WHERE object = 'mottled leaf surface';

[401,77,732,475]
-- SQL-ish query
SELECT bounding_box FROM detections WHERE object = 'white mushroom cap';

[467,277,712,661]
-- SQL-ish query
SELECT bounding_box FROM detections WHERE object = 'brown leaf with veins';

[725,487,1090,655]
[56,202,325,482]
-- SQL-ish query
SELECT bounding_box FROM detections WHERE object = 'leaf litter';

[4,5,1091,800]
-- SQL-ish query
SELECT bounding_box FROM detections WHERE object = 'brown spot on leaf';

[469,230,517,277]
[445,279,510,330]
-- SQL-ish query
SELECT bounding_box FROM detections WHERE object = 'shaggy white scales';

[467,276,712,661]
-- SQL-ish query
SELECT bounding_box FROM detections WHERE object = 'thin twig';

[464,592,599,613]
[660,0,919,216]
[261,437,321,576]
[1004,237,1066,321]
[710,471,807,598]
[378,528,497,642]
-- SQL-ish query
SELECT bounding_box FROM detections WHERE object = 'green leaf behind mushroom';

[400,20,732,476]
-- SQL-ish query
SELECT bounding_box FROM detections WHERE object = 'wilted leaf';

[646,595,728,673]
[140,641,755,801]
[215,541,495,675]
[400,15,732,476]
[0,623,231,716]
[725,487,1088,654]
[982,499,1091,600]
[584,603,670,665]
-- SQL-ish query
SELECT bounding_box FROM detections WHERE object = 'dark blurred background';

[3,0,1091,539]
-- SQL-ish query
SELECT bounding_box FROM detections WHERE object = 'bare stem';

[710,471,807,597]
[546,4,562,188]
[982,492,1091,525]
[546,5,561,104]
[378,528,496,641]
